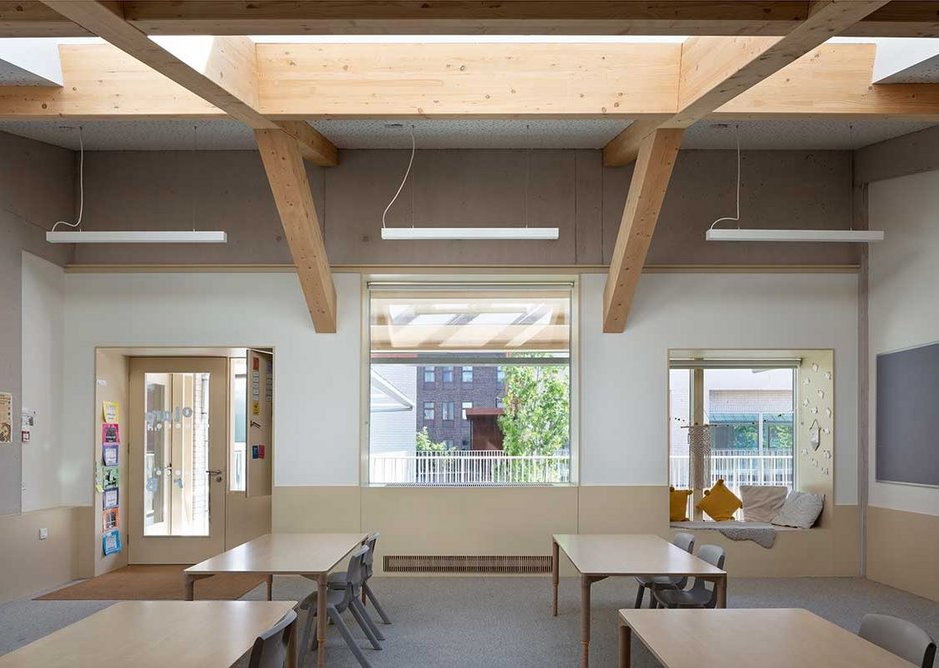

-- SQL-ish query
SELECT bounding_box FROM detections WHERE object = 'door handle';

[206,469,224,482]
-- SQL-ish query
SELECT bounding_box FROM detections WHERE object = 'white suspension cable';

[51,127,84,231]
[382,124,416,229]
[709,125,741,230]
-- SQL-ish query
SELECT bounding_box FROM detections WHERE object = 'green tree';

[416,426,448,453]
[498,364,570,457]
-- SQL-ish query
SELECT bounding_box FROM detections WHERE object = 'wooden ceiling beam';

[255,128,337,332]
[604,0,891,165]
[602,129,684,333]
[5,41,939,123]
[5,1,939,38]
[38,0,338,166]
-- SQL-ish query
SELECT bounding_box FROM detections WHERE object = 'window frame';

[361,274,580,487]
[462,366,474,383]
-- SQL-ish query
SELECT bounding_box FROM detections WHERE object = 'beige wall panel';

[577,486,668,535]
[0,506,85,603]
[362,487,578,575]
[272,486,361,533]
[867,506,939,603]
[225,492,272,550]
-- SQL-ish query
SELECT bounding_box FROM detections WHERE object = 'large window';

[669,359,796,506]
[368,283,573,486]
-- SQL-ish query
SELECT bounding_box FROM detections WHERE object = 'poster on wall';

[102,507,120,531]
[103,466,119,489]
[0,392,12,444]
[102,401,120,423]
[21,408,35,443]
[102,442,119,467]
[102,423,120,444]
[102,529,122,556]
[103,488,119,510]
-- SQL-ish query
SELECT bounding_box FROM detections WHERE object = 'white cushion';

[771,491,824,529]
[740,485,788,523]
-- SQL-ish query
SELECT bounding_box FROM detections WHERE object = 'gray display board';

[876,341,939,487]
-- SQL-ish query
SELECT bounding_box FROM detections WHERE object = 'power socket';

[38,528,48,540]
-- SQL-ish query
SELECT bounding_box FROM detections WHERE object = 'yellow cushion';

[669,486,692,522]
[696,479,742,522]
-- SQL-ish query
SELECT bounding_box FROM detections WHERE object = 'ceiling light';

[381,227,559,241]
[705,229,883,243]
[46,230,227,243]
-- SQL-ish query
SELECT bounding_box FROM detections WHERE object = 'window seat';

[670,520,807,549]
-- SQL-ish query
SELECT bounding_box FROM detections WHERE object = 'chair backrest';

[363,532,381,579]
[672,532,695,554]
[691,544,726,607]
[859,613,937,668]
[248,609,297,668]
[342,545,370,602]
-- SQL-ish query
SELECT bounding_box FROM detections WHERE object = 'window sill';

[670,520,809,531]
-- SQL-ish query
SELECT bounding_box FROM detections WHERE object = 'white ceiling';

[0,118,934,152]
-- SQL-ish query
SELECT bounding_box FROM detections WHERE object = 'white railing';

[370,450,571,486]
[669,452,794,493]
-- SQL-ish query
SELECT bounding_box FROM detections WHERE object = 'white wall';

[580,272,859,503]
[62,270,859,505]
[62,272,363,505]
[869,171,939,517]
[21,252,65,512]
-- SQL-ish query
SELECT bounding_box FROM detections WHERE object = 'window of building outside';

[368,282,573,486]
[669,361,796,517]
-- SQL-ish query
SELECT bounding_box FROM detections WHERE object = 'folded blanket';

[718,526,776,549]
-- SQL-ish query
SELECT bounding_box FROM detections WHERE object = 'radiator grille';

[383,555,552,574]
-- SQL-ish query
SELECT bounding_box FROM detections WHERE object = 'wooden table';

[185,532,367,668]
[552,534,727,667]
[0,601,298,668]
[618,608,917,667]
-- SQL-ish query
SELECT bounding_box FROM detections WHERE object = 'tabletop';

[618,608,916,668]
[0,600,297,668]
[554,534,726,577]
[185,533,368,576]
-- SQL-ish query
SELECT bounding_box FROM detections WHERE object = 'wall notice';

[0,392,12,444]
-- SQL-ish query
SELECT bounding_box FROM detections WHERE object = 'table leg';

[287,615,298,668]
[184,573,195,601]
[618,622,631,668]
[316,573,328,668]
[552,538,560,617]
[715,574,727,609]
[580,575,592,668]
[266,574,274,601]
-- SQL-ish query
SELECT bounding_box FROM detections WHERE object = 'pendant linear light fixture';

[379,123,559,241]
[46,125,227,244]
[704,124,883,244]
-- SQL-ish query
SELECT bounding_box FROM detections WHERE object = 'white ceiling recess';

[0,118,934,152]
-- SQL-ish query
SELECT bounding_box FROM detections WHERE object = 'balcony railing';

[370,450,570,486]
[669,452,794,493]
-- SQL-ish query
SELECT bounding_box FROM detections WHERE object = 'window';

[668,357,796,519]
[368,282,574,485]
[229,358,247,492]
[442,401,455,421]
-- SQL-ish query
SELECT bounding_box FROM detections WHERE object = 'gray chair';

[248,609,297,668]
[634,532,695,609]
[859,613,936,668]
[329,532,391,624]
[299,545,382,668]
[653,544,725,609]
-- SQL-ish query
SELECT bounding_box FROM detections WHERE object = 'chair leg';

[364,584,391,624]
[300,598,317,654]
[328,607,372,668]
[634,585,644,609]
[350,599,384,647]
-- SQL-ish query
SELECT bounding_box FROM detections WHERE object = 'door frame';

[127,357,229,564]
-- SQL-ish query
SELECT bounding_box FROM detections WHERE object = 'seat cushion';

[696,479,742,522]
[740,485,788,522]
[772,491,824,529]
[328,571,347,588]
[669,487,693,522]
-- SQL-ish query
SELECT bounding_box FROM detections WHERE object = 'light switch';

[38,528,48,540]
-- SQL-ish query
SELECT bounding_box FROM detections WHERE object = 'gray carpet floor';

[2,577,938,667]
